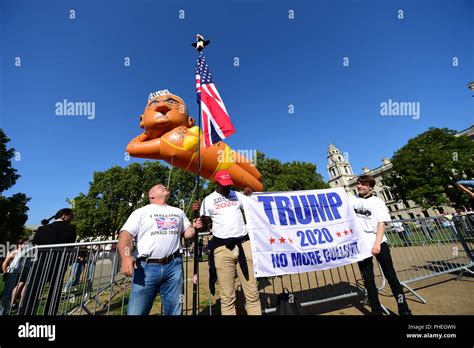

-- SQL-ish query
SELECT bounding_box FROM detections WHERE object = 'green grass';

[389,226,459,247]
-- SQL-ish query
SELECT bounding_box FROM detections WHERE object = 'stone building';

[327,144,444,219]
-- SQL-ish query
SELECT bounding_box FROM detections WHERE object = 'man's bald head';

[148,184,170,204]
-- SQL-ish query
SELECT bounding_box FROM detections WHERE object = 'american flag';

[155,217,178,230]
[195,52,236,147]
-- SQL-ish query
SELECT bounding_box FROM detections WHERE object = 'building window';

[408,213,415,219]
[403,200,410,208]
[398,215,403,220]
[422,210,429,217]
[394,204,398,210]
[388,206,392,212]
[345,167,349,174]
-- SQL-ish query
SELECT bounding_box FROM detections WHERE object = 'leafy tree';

[70,162,204,240]
[256,151,328,191]
[0,129,30,245]
[384,128,474,209]
[0,194,31,245]
[0,129,20,193]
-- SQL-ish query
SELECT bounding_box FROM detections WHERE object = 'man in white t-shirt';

[390,216,411,247]
[349,175,412,315]
[118,184,200,315]
[194,169,262,315]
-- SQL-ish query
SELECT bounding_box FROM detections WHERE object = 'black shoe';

[399,310,412,316]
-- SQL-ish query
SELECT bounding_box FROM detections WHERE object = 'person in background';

[456,181,474,211]
[2,239,29,311]
[63,247,88,293]
[416,214,435,241]
[19,208,76,315]
[390,217,411,247]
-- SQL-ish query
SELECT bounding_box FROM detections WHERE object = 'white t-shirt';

[121,204,191,259]
[200,190,247,239]
[391,221,405,232]
[6,249,20,273]
[349,195,390,245]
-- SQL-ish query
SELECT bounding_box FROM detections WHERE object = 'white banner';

[242,188,373,278]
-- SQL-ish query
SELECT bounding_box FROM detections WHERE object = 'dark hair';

[55,208,73,219]
[357,174,376,188]
[41,208,74,225]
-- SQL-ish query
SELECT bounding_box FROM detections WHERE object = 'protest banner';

[242,188,372,277]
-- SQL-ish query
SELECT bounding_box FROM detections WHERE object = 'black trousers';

[397,231,411,246]
[358,242,410,313]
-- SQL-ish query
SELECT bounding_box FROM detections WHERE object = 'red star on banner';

[288,238,293,244]
[279,237,286,244]
[269,237,276,244]
[336,232,342,237]
[344,230,349,236]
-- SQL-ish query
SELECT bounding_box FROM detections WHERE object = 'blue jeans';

[127,256,183,315]
[64,262,84,290]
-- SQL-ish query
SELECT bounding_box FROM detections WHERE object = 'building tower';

[327,144,356,194]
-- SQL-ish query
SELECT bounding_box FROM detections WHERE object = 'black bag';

[275,288,302,315]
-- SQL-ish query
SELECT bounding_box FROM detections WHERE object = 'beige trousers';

[214,240,262,315]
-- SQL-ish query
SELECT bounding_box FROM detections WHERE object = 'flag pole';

[192,93,201,316]
[192,34,210,315]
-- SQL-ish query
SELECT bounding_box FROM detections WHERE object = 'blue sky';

[1,0,472,225]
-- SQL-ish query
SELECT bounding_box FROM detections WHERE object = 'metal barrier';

[184,232,366,315]
[0,241,130,316]
[452,214,474,256]
[0,235,215,316]
[383,216,474,303]
[1,215,473,315]
[259,263,365,314]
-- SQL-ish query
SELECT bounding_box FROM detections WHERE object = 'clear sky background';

[1,0,472,225]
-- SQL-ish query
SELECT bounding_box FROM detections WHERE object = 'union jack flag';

[155,217,178,230]
[195,52,236,147]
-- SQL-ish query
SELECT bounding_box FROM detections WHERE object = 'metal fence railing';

[1,241,129,316]
[0,235,215,316]
[1,214,473,315]
[258,263,364,314]
[380,215,474,303]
